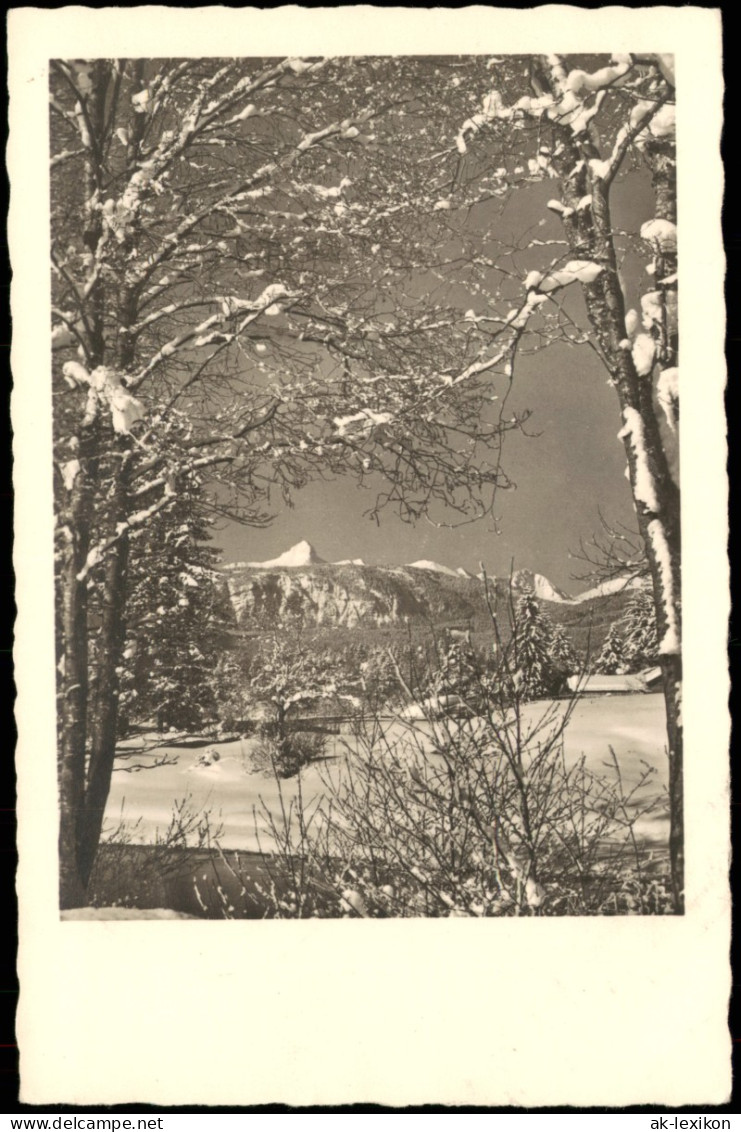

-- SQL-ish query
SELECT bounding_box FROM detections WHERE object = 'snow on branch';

[533,260,603,292]
[656,366,679,433]
[126,104,373,290]
[456,52,673,173]
[62,363,145,434]
[76,486,176,581]
[124,57,327,192]
[333,410,394,437]
[617,407,661,515]
[594,91,673,187]
[50,147,86,168]
[128,297,221,337]
[132,311,229,382]
[52,311,85,351]
[131,284,299,386]
[640,218,677,254]
[646,518,680,655]
[563,56,633,94]
[431,278,551,391]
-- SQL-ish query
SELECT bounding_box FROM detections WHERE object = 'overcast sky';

[216,161,655,596]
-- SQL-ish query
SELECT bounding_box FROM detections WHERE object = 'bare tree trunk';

[79,500,130,887]
[57,60,109,908]
[661,653,683,909]
[57,420,100,909]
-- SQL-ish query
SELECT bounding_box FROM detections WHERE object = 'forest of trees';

[49,53,682,909]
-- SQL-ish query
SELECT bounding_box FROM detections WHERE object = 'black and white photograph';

[11,5,729,1108]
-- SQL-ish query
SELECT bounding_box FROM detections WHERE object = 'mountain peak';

[573,575,649,603]
[406,559,461,579]
[247,540,326,568]
[511,568,573,604]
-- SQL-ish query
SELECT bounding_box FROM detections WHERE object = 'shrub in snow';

[268,595,666,916]
[195,747,220,768]
[251,727,328,779]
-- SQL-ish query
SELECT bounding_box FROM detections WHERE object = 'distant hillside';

[219,541,648,661]
[221,560,486,632]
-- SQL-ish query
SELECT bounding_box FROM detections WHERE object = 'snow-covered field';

[104,693,669,851]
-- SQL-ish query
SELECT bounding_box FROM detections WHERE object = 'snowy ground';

[104,693,669,852]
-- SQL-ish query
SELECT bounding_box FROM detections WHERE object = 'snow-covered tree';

[51,57,527,905]
[447,53,683,906]
[116,486,223,734]
[430,634,478,697]
[513,595,562,701]
[245,636,356,776]
[620,588,658,672]
[596,622,627,675]
[246,636,349,729]
[548,623,579,681]
[211,652,252,733]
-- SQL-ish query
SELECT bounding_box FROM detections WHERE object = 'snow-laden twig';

[598,90,672,188]
[125,104,376,297]
[76,487,176,581]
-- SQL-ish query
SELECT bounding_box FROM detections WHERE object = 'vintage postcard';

[10,5,729,1107]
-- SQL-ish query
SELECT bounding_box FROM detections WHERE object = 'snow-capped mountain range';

[223,540,645,605]
[218,541,648,660]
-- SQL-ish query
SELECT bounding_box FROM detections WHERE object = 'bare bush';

[88,794,224,910]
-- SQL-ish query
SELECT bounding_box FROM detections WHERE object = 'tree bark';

[643,129,682,910]
[58,419,100,909]
[79,468,131,886]
[585,191,684,911]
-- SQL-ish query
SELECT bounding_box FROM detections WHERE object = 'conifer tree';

[117,486,223,733]
[548,623,579,682]
[621,588,659,672]
[513,594,561,701]
[596,622,627,675]
[431,635,478,699]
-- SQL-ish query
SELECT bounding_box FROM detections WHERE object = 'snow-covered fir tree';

[596,622,628,675]
[620,588,659,672]
[430,635,478,698]
[117,486,224,733]
[513,595,562,701]
[548,623,579,681]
